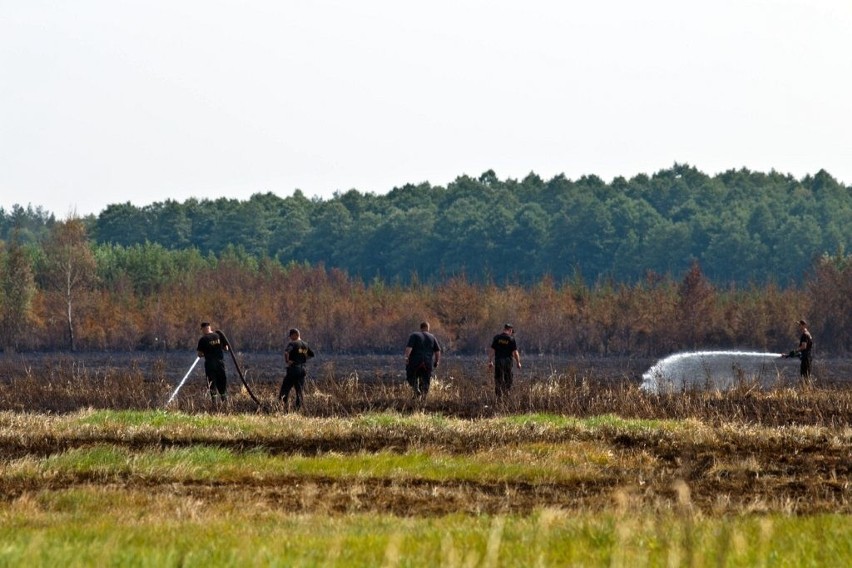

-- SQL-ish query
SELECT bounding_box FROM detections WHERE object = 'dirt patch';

[2,471,847,517]
[1,428,848,517]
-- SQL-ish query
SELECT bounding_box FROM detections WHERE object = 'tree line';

[0,217,850,356]
[5,165,849,286]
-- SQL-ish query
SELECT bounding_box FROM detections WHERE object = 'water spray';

[641,350,790,393]
[166,356,200,406]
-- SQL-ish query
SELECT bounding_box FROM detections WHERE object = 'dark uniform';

[799,328,814,378]
[280,332,315,410]
[491,331,517,398]
[197,329,229,401]
[405,330,441,397]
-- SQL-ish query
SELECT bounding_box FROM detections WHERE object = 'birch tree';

[40,218,96,350]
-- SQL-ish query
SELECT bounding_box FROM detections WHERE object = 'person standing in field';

[404,321,442,401]
[488,323,521,400]
[784,319,814,379]
[197,322,230,409]
[279,328,315,411]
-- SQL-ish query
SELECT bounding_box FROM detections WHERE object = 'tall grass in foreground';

[0,409,850,565]
[1,490,850,567]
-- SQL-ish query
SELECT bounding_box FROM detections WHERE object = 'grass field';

[0,409,850,566]
[0,354,850,566]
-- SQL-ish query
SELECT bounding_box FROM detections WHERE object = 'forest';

[4,164,851,285]
[0,165,850,355]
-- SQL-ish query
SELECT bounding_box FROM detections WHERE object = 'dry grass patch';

[0,409,849,516]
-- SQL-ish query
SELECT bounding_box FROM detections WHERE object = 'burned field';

[0,352,850,519]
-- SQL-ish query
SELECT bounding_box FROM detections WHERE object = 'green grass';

[1,490,850,567]
[0,409,751,448]
[1,409,850,566]
[8,443,610,484]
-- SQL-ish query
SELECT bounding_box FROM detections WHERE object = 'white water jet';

[166,356,201,406]
[641,350,791,393]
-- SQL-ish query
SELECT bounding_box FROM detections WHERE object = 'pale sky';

[2,0,850,218]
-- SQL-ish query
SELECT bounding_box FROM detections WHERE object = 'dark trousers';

[205,359,228,399]
[406,360,433,397]
[494,358,513,398]
[279,364,306,409]
[800,355,812,378]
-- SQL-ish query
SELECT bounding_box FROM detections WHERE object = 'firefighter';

[488,323,521,400]
[279,328,315,411]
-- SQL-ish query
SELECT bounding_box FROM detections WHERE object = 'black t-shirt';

[800,330,813,357]
[406,331,440,365]
[286,340,315,365]
[197,332,227,360]
[491,333,517,359]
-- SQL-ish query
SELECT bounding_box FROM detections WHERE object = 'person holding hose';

[197,321,229,409]
[783,319,814,379]
[280,328,315,411]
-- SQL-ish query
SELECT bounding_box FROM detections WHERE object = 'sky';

[2,0,851,218]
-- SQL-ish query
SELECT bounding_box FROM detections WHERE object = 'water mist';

[640,350,796,393]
